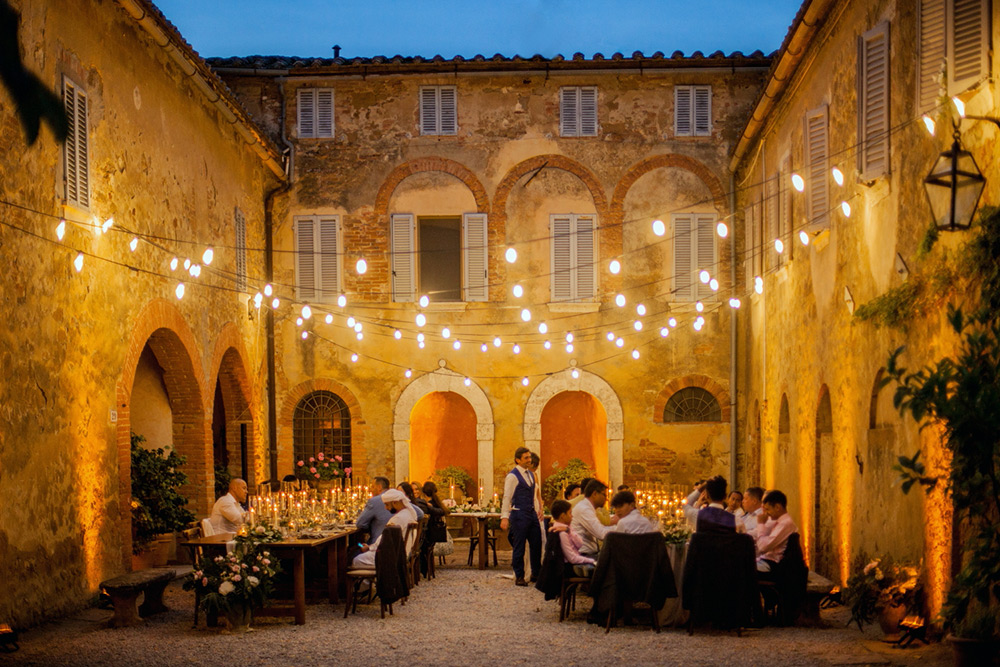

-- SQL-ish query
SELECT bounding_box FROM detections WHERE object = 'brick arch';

[207,323,258,487]
[653,373,731,424]
[278,378,367,481]
[373,157,490,219]
[116,298,209,567]
[492,154,610,301]
[611,153,727,221]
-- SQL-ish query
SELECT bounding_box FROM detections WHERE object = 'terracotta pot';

[130,534,172,570]
[877,603,907,638]
[224,603,252,633]
[948,635,1000,667]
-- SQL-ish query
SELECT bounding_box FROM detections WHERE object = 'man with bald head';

[209,478,248,533]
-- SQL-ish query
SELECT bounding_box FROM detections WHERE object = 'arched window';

[663,387,722,422]
[293,391,351,467]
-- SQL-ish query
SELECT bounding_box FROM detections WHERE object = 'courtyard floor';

[7,552,951,666]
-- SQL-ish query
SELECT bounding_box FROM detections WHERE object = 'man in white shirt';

[570,480,618,556]
[755,489,798,573]
[740,486,765,535]
[500,447,543,586]
[209,478,247,533]
[610,490,655,533]
[351,489,418,569]
[726,491,746,519]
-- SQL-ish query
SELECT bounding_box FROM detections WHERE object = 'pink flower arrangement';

[295,450,349,481]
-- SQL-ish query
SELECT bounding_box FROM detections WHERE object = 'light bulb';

[615,337,624,348]
[419,295,429,308]
[464,377,471,387]
[301,331,309,340]
[353,322,363,333]
[415,313,426,327]
[634,320,643,331]
[56,220,66,240]
[710,278,719,291]
[405,369,412,378]
[191,264,202,277]
[73,252,84,273]
[264,284,273,297]
[296,317,304,326]
[337,294,346,307]
[202,248,214,265]
[356,258,367,274]
[921,114,935,136]
[453,340,461,350]
[543,340,551,349]
[754,276,764,294]
[505,247,517,263]
[695,301,704,312]
[521,377,529,386]
[831,167,844,186]
[512,284,524,298]
[325,314,333,324]
[538,322,548,335]
[493,337,502,348]
[775,239,784,254]
[699,270,710,284]
[394,329,402,340]
[170,257,179,271]
[347,316,356,328]
[513,344,521,354]
[696,316,705,326]
[356,332,363,340]
[129,237,138,252]
[441,327,451,339]
[606,332,615,341]
[668,318,677,328]
[481,343,488,352]
[565,343,573,353]
[302,305,312,319]
[694,320,703,331]
[791,174,805,192]
[841,201,852,217]
[716,222,729,238]
[615,294,626,308]
[636,303,646,316]
[799,230,810,246]
[521,308,531,322]
[351,353,359,362]
[254,293,263,308]
[660,327,669,337]
[418,341,425,349]
[571,369,580,379]
[952,96,965,118]
[652,219,666,236]
[184,258,191,270]
[565,332,574,343]
[417,333,425,343]
[729,298,742,309]
[102,217,114,233]
[631,349,640,360]
[175,282,185,299]
[609,259,621,274]
[271,297,280,309]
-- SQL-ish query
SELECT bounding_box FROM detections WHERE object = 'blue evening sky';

[154,0,804,60]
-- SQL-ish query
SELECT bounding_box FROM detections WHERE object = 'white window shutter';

[550,215,573,301]
[780,156,792,266]
[316,89,334,138]
[672,213,694,301]
[917,0,946,112]
[462,213,488,302]
[63,78,89,209]
[695,214,717,301]
[674,86,692,136]
[694,86,711,136]
[294,217,316,302]
[298,89,316,138]
[858,22,890,180]
[767,175,780,269]
[947,0,989,95]
[391,213,415,302]
[438,86,457,135]
[574,215,596,299]
[805,106,829,230]
[235,208,247,292]
[318,216,339,302]
[579,87,598,137]
[420,87,437,135]
[560,87,578,137]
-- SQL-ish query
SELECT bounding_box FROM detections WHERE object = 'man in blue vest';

[500,447,542,586]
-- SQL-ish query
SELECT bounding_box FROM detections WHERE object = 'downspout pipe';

[729,173,738,487]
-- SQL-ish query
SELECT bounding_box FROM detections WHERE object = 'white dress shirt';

[570,497,613,555]
[614,509,656,534]
[500,465,538,519]
[742,507,763,536]
[209,492,245,533]
[351,506,418,569]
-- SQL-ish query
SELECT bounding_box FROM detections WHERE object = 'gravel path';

[7,553,950,666]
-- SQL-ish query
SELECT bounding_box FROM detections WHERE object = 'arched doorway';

[814,386,834,577]
[211,346,255,488]
[409,392,479,497]
[539,391,608,485]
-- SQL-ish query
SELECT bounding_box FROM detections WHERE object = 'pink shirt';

[755,512,798,563]
[551,520,596,566]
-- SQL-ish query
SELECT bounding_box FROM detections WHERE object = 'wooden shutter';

[235,208,247,292]
[579,87,598,137]
[743,207,754,289]
[767,175,780,269]
[438,86,457,135]
[316,89,334,138]
[294,217,316,301]
[574,215,596,299]
[550,215,573,301]
[694,86,711,136]
[560,87,578,136]
[858,22,890,180]
[673,213,694,301]
[318,216,339,302]
[695,214,717,301]
[752,203,762,278]
[420,87,437,135]
[63,77,89,209]
[298,89,315,138]
[674,86,692,136]
[805,106,829,230]
[462,213,488,301]
[780,155,792,266]
[917,0,946,112]
[391,214,415,302]
[947,0,989,95]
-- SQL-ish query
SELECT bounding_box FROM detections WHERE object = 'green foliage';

[853,281,923,330]
[842,553,921,631]
[214,465,232,500]
[433,465,473,494]
[183,539,280,613]
[541,458,596,504]
[130,433,195,554]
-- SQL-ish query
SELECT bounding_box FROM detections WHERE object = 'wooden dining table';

[449,512,501,570]
[181,526,357,625]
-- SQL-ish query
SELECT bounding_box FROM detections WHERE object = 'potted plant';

[130,433,195,568]
[540,458,596,504]
[842,555,921,637]
[294,451,350,490]
[433,465,473,501]
[885,208,1000,662]
[183,536,280,633]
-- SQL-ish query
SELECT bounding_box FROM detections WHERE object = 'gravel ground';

[7,552,951,666]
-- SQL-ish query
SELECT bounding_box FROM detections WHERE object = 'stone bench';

[100,568,177,627]
[801,570,835,625]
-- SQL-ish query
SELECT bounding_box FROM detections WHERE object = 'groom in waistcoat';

[500,446,542,586]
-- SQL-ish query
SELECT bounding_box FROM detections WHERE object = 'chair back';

[591,532,677,615]
[682,531,759,628]
[403,521,419,556]
[375,526,410,605]
[200,518,215,537]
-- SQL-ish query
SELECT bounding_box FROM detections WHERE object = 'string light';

[952,96,966,117]
[170,257,179,271]
[56,219,66,240]
[202,248,214,265]
[512,284,524,298]
[301,305,312,319]
[571,369,580,379]
[774,239,784,254]
[513,344,521,354]
[441,327,451,339]
[799,230,810,246]
[754,276,764,294]
[301,331,309,340]
[606,331,615,341]
[418,340,425,348]
[634,320,643,331]
[296,317,304,326]
[405,368,412,378]
[699,270,710,284]
[521,377,529,386]
[841,201,852,217]
[543,340,551,349]
[337,294,347,307]
[351,353,359,362]
[729,298,742,309]
[538,322,548,334]
[716,222,729,238]
[394,329,402,340]
[481,343,488,352]
[505,247,518,263]
[191,264,202,277]
[264,284,273,297]
[417,333,425,343]
[356,332,363,340]
[694,317,704,331]
[565,343,573,353]
[631,349,640,360]
[615,294,626,308]
[453,340,461,350]
[353,322,363,333]
[609,259,621,274]
[652,219,666,236]
[464,377,471,387]
[271,297,280,309]
[921,114,935,135]
[493,336,502,347]
[791,174,805,191]
[695,301,704,312]
[356,258,367,274]
[129,237,138,251]
[254,293,263,308]
[415,313,426,327]
[831,167,844,186]
[347,316,356,328]
[520,308,531,322]
[325,314,333,324]
[101,217,113,234]
[419,295,429,308]
[660,327,669,337]
[565,332,574,344]
[73,252,84,272]
[668,318,677,328]
[710,278,719,291]
[615,337,624,348]
[183,258,191,270]
[636,304,646,316]
[175,282,185,299]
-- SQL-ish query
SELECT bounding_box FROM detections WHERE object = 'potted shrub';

[842,555,921,638]
[294,451,350,490]
[130,433,195,568]
[540,457,596,504]
[885,208,1000,662]
[433,465,474,501]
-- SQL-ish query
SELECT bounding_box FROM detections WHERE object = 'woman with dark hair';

[397,482,424,520]
[418,481,450,576]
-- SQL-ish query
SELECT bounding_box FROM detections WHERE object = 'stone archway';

[393,367,495,497]
[522,368,624,486]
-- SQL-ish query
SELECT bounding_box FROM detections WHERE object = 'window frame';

[297,88,335,139]
[663,387,723,423]
[292,390,352,469]
[559,86,598,137]
[550,213,597,303]
[419,85,458,136]
[672,212,718,302]
[857,21,890,182]
[390,212,488,303]
[293,214,341,304]
[62,75,90,210]
[674,85,712,137]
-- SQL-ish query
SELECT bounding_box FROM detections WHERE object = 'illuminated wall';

[408,391,479,493]
[539,391,608,482]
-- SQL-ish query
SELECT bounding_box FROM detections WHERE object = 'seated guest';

[564,483,581,501]
[356,476,392,544]
[683,479,707,528]
[696,475,737,534]
[397,482,425,520]
[549,500,595,576]
[611,490,656,533]
[755,490,798,573]
[418,481,450,575]
[570,480,618,556]
[727,490,745,518]
[568,478,594,508]
[617,484,631,492]
[209,478,247,533]
[741,486,765,535]
[351,489,418,569]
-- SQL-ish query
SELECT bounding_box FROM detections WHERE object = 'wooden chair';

[199,519,215,537]
[404,520,424,589]
[345,526,408,619]
[559,570,592,621]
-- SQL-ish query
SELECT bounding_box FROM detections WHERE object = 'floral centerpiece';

[660,516,692,545]
[295,451,351,483]
[184,540,280,632]
[842,556,920,632]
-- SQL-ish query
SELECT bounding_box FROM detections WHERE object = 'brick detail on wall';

[492,154,609,302]
[278,378,367,480]
[208,324,258,487]
[652,373,731,424]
